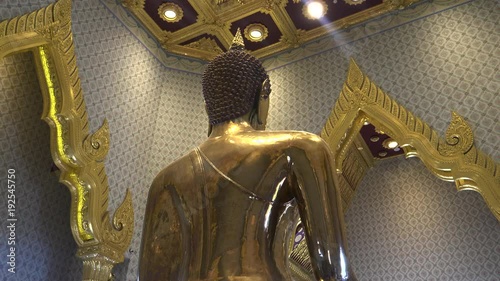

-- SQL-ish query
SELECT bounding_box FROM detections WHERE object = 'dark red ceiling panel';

[360,123,404,159]
[230,12,282,51]
[144,0,198,32]
[130,0,414,60]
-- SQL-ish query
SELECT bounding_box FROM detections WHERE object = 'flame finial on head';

[229,28,245,51]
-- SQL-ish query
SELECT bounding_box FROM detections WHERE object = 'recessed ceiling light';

[307,2,324,18]
[244,23,268,42]
[378,151,388,157]
[159,3,183,23]
[164,10,176,20]
[303,0,327,20]
[382,138,399,149]
[250,29,262,39]
[370,136,380,142]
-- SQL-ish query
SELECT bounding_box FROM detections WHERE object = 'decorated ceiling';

[122,0,421,61]
[120,0,412,161]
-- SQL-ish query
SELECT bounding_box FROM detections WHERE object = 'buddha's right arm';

[139,173,187,281]
[287,135,354,281]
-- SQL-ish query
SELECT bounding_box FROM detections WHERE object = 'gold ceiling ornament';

[216,0,245,4]
[184,37,224,53]
[158,2,184,23]
[0,1,134,280]
[121,0,145,9]
[244,23,269,42]
[344,0,366,5]
[320,58,500,221]
[230,28,246,50]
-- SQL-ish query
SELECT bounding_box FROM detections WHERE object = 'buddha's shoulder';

[233,130,328,152]
[258,130,325,145]
[151,150,197,185]
[282,130,323,141]
[240,130,319,139]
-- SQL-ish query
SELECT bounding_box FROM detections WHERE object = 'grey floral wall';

[0,0,498,280]
[346,157,499,281]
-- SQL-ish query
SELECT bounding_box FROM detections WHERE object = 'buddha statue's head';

[202,30,270,125]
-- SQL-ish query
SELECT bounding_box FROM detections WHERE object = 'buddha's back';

[139,133,298,281]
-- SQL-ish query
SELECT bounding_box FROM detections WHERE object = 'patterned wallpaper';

[0,0,498,280]
[345,157,500,281]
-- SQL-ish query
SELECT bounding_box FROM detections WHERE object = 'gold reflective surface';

[140,121,356,281]
[140,32,356,281]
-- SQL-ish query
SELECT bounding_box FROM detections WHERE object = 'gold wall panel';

[0,1,134,280]
[321,58,500,221]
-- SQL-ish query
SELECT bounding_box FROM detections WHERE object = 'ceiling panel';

[229,12,282,51]
[144,0,198,32]
[122,0,421,60]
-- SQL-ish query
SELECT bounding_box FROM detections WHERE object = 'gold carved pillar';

[0,1,134,280]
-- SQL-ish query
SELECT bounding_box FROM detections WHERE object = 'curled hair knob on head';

[202,29,270,125]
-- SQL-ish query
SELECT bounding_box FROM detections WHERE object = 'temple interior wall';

[0,0,498,280]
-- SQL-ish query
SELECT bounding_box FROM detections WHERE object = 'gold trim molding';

[0,1,134,280]
[321,59,500,221]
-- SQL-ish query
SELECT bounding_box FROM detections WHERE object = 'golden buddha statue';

[139,31,357,281]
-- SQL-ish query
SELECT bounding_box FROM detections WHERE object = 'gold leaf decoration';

[438,111,474,156]
[83,119,110,161]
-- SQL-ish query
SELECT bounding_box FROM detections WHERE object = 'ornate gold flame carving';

[83,120,111,161]
[438,112,474,156]
[0,1,134,280]
[321,58,500,221]
[121,0,145,10]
